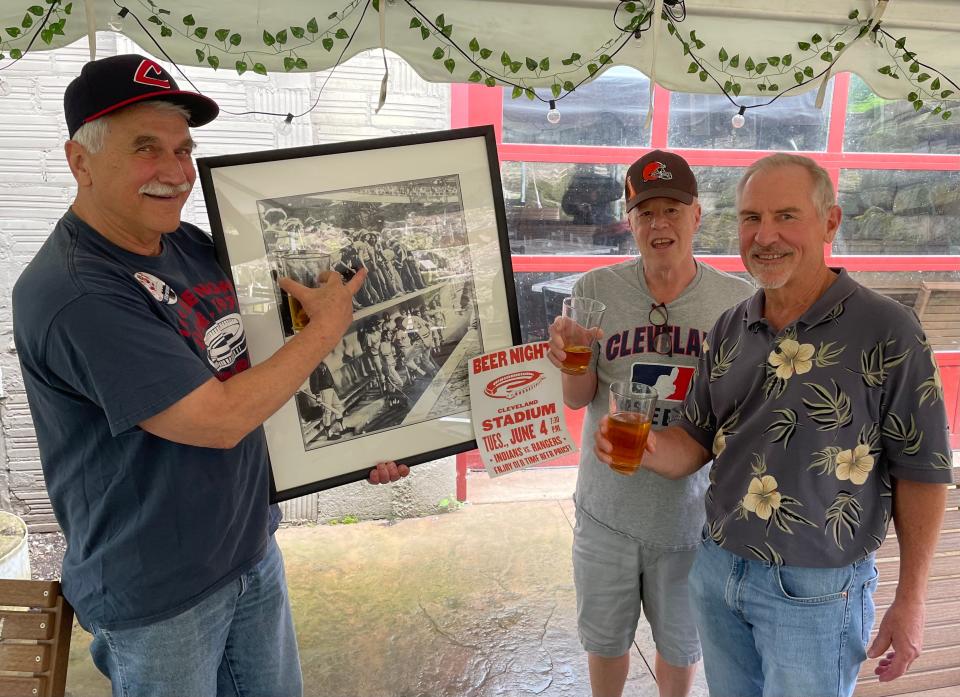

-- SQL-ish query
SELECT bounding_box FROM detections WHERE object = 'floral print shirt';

[678,269,953,567]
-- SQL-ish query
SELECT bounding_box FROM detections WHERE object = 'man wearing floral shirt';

[594,153,953,697]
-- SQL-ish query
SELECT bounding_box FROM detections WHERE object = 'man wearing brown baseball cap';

[547,150,753,697]
[13,53,407,696]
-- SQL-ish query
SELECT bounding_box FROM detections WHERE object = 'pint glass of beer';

[558,297,606,375]
[607,381,658,475]
[277,251,331,332]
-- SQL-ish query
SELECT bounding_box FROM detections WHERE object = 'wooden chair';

[0,580,73,697]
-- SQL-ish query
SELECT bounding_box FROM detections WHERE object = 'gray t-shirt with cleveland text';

[573,259,755,549]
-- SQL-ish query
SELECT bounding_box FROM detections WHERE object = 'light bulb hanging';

[731,106,746,129]
[546,99,561,124]
[107,7,129,32]
[278,113,294,135]
[0,76,11,97]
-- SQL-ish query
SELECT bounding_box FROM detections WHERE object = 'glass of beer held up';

[607,381,658,475]
[278,251,331,332]
[558,296,606,375]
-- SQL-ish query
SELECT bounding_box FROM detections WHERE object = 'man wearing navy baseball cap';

[547,150,754,697]
[13,54,406,696]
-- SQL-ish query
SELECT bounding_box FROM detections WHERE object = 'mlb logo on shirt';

[630,362,695,402]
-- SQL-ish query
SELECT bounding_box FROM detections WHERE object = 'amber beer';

[607,412,652,474]
[277,250,331,333]
[560,345,593,375]
[286,294,310,332]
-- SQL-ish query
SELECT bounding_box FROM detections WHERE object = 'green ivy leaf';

[409,17,421,28]
[745,56,755,71]
[718,47,728,62]
[794,70,804,84]
[322,37,333,51]
[207,55,220,70]
[432,47,444,60]
[468,70,482,83]
[484,76,497,87]
[821,51,833,62]
[834,41,845,51]
[479,48,492,59]
[276,29,288,44]
[758,83,767,91]
[160,25,172,37]
[941,90,955,98]
[732,82,742,96]
[525,56,538,71]
[907,91,919,101]
[848,9,859,19]
[913,99,923,111]
[909,61,920,73]
[917,72,931,82]
[729,54,740,68]
[307,17,319,33]
[625,1,637,12]
[372,0,380,10]
[64,2,72,14]
[755,62,767,74]
[811,33,822,44]
[798,41,811,51]
[804,66,814,77]
[689,29,698,42]
[441,24,453,37]
[501,51,511,67]
[767,55,780,66]
[895,36,907,49]
[40,27,52,44]
[782,54,792,66]
[768,83,779,91]
[723,79,732,92]
[695,40,705,49]
[525,88,535,100]
[444,57,456,74]
[195,48,205,62]
[235,60,247,75]
[587,62,599,75]
[229,33,242,46]
[878,65,892,75]
[194,27,208,40]
[291,26,305,39]
[469,37,480,52]
[934,106,942,114]
[335,28,348,39]
[263,30,276,46]
[598,54,611,65]
[10,48,22,59]
[687,61,698,74]
[21,13,33,28]
[182,14,195,26]
[667,22,676,35]
[551,83,561,98]
[435,13,445,28]
[563,80,575,91]
[295,57,308,69]
[283,56,295,71]
[931,78,941,90]
[215,28,230,42]
[699,70,708,82]
[943,111,952,120]
[420,26,429,40]
[511,85,523,99]
[509,61,522,73]
[328,11,338,20]
[539,57,550,71]
[902,51,916,62]
[28,5,44,16]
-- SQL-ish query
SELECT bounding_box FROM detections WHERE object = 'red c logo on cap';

[133,59,170,89]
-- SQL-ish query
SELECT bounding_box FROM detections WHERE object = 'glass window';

[669,82,832,151]
[502,66,651,147]
[844,75,960,154]
[690,166,744,255]
[835,169,960,255]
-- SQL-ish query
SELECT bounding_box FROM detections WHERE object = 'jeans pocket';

[861,564,880,644]
[774,563,856,604]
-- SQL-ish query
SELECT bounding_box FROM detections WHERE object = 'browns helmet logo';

[642,161,673,182]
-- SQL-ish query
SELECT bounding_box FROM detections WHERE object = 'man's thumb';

[867,630,890,659]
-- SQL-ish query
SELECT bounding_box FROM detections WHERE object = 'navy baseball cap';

[64,54,219,137]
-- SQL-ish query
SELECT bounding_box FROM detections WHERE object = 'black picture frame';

[197,126,520,502]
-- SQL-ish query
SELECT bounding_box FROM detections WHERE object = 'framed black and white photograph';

[197,126,519,502]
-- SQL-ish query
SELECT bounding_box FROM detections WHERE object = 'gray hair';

[71,101,192,153]
[736,153,836,218]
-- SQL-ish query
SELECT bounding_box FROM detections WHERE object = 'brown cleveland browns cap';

[624,150,698,212]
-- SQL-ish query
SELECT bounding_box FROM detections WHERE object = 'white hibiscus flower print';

[713,428,727,457]
[768,339,816,380]
[742,475,782,520]
[835,444,875,485]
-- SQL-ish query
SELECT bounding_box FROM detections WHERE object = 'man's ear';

[64,140,93,187]
[824,204,842,244]
[692,200,703,232]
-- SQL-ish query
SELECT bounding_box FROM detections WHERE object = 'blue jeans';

[89,537,302,697]
[688,537,878,697]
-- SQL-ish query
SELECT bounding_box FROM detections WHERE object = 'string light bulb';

[278,113,294,135]
[0,76,10,97]
[731,106,746,129]
[546,99,561,124]
[107,7,129,32]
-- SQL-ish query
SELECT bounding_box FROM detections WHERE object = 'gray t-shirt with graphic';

[573,259,755,548]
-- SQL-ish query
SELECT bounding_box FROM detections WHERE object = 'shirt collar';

[743,268,857,331]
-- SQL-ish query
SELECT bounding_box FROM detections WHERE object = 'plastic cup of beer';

[607,381,658,475]
[559,297,605,375]
[278,251,331,332]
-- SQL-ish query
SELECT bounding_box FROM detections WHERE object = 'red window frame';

[452,74,960,494]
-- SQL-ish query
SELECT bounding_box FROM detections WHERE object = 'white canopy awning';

[2,1,957,106]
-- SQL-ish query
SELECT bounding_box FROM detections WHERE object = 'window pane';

[668,83,832,151]
[501,163,746,256]
[835,169,960,254]
[844,75,960,154]
[515,272,580,343]
[502,66,651,147]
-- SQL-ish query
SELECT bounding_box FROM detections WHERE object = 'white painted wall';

[0,34,453,530]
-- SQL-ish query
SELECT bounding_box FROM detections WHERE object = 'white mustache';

[139,181,191,196]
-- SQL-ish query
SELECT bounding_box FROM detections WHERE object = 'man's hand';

[367,460,410,484]
[547,315,602,371]
[279,267,367,339]
[593,414,657,466]
[867,598,925,682]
